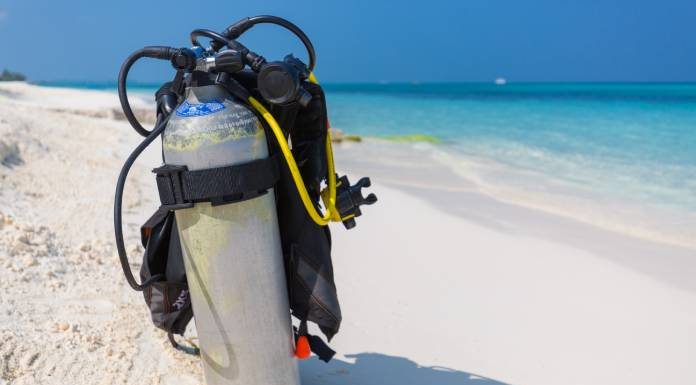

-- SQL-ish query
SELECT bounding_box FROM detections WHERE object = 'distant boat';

[495,77,507,85]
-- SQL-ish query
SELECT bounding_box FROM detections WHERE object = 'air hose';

[114,116,170,291]
[218,15,316,72]
[117,48,173,137]
[248,96,338,225]
[118,47,195,137]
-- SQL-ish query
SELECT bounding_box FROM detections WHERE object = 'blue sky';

[0,0,694,82]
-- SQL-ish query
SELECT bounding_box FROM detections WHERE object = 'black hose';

[222,15,317,72]
[118,49,150,137]
[190,29,231,49]
[118,46,179,137]
[114,116,169,291]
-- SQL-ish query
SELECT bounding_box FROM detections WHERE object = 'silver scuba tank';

[162,84,300,385]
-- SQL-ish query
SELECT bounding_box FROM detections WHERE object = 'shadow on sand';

[300,352,510,385]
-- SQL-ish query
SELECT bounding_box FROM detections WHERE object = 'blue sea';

[327,84,696,201]
[42,81,696,246]
[326,83,696,247]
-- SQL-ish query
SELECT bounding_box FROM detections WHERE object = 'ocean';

[41,81,696,247]
[325,83,696,247]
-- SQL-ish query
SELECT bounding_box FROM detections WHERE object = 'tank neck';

[185,85,231,104]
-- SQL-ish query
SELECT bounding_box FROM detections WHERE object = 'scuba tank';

[113,15,376,385]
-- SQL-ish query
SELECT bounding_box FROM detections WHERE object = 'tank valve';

[334,175,377,229]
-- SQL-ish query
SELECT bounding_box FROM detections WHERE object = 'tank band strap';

[153,154,280,209]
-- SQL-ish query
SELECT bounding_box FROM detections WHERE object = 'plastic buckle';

[334,175,377,229]
[152,164,195,210]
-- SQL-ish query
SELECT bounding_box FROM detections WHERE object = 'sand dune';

[1,82,695,385]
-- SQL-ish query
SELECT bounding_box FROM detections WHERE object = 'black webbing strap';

[153,154,280,209]
[295,320,336,363]
[168,332,201,356]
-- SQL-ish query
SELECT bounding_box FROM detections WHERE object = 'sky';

[0,0,694,83]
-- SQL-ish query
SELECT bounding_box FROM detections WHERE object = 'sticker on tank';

[175,100,226,117]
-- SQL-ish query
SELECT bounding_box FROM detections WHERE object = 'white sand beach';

[1,82,695,385]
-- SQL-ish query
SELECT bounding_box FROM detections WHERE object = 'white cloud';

[0,10,7,21]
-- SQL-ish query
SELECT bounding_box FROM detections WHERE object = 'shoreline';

[334,139,696,292]
[3,81,693,278]
[19,80,696,249]
[2,82,695,385]
[4,80,693,261]
[334,138,696,251]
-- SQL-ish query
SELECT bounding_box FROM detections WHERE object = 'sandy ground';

[1,82,695,385]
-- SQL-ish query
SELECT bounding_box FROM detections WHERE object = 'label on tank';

[175,100,226,117]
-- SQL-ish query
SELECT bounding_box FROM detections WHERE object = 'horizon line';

[30,79,696,86]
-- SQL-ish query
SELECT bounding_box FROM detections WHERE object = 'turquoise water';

[41,81,696,220]
[324,83,696,215]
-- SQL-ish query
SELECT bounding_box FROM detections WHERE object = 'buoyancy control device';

[113,15,376,385]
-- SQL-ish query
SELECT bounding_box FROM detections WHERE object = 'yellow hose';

[248,92,339,226]
[308,73,342,222]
